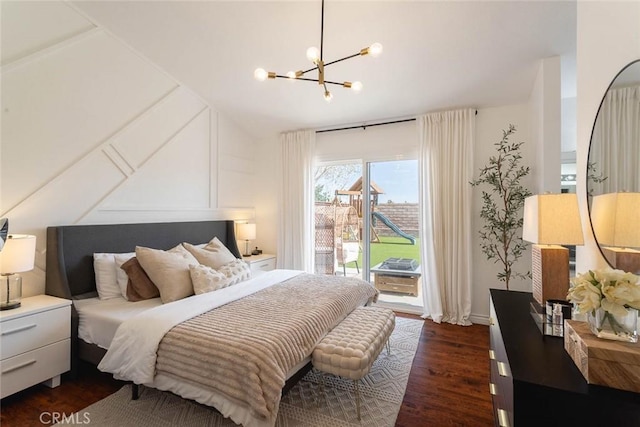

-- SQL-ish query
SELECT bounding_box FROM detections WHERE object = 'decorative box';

[564,320,640,393]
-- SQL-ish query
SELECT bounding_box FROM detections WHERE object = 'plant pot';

[587,307,638,343]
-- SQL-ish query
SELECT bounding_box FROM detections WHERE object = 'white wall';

[252,134,279,255]
[530,56,562,194]
[217,112,256,210]
[575,2,640,273]
[0,1,255,296]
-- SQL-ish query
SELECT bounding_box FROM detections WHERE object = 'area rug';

[64,317,423,427]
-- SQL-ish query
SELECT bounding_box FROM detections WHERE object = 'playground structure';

[335,177,415,245]
[314,177,416,275]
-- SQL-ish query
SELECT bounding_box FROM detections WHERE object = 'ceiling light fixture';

[254,0,382,102]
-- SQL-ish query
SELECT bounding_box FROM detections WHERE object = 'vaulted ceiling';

[73,1,576,138]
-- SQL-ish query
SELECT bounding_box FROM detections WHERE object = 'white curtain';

[590,85,640,194]
[277,130,315,272]
[417,109,475,325]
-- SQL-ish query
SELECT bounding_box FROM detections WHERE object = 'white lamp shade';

[236,223,256,241]
[0,234,36,274]
[522,194,584,245]
[591,192,640,248]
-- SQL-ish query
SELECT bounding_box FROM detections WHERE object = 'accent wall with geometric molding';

[0,1,256,295]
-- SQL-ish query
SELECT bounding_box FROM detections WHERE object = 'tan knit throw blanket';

[155,273,377,426]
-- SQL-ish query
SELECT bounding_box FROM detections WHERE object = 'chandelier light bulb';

[306,47,320,63]
[286,71,296,79]
[324,90,333,102]
[369,42,383,58]
[351,81,363,92]
[254,68,268,81]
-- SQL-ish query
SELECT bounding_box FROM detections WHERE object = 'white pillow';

[93,253,121,300]
[183,237,236,269]
[114,252,136,300]
[136,245,199,303]
[189,264,230,295]
[218,259,252,286]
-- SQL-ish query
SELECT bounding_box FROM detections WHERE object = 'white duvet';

[98,269,302,385]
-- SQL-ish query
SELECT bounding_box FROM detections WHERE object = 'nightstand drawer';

[0,338,70,399]
[250,258,276,273]
[0,306,71,360]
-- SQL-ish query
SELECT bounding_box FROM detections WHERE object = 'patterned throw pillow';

[218,259,252,286]
[189,264,230,295]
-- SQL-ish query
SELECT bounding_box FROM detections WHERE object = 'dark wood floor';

[0,314,493,426]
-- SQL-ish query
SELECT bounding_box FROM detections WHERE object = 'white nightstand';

[0,295,71,398]
[244,253,276,275]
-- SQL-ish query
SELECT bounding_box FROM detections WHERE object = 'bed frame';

[45,220,241,377]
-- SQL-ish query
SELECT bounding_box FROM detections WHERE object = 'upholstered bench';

[312,306,395,419]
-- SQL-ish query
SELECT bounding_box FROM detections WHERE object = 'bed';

[45,220,376,427]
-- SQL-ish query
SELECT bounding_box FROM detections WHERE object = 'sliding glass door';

[313,158,423,311]
[364,160,422,308]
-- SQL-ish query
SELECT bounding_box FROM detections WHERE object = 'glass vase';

[587,307,638,343]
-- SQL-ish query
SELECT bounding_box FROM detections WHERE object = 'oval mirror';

[587,59,640,273]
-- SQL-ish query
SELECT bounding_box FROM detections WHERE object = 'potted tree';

[471,125,531,290]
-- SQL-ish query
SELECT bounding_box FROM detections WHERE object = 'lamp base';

[532,245,570,305]
[601,247,640,274]
[243,240,252,257]
[1,274,22,311]
[0,301,21,310]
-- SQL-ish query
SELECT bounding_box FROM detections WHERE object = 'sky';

[371,160,419,204]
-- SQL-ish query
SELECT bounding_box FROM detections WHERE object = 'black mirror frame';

[586,59,640,268]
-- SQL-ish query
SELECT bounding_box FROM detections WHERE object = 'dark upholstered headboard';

[45,220,241,300]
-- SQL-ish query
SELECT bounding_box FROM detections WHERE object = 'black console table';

[489,289,640,427]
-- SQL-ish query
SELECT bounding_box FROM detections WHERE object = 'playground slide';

[372,212,416,245]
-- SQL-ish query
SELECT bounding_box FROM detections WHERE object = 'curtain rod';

[315,110,477,134]
[316,118,415,133]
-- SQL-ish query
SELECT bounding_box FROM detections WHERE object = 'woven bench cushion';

[312,306,395,380]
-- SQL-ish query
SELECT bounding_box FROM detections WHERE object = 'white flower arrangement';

[567,269,640,316]
[567,269,640,342]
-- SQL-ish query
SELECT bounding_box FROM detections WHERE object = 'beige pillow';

[218,259,252,286]
[189,264,230,295]
[135,245,199,303]
[183,237,236,269]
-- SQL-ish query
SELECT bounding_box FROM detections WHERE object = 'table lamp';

[591,192,640,273]
[523,194,584,305]
[236,223,256,257]
[0,234,36,310]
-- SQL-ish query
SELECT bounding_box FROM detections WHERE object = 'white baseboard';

[470,313,490,325]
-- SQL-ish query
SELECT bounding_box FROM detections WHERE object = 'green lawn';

[345,236,421,268]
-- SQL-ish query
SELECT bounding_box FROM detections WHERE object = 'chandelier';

[254,0,382,102]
